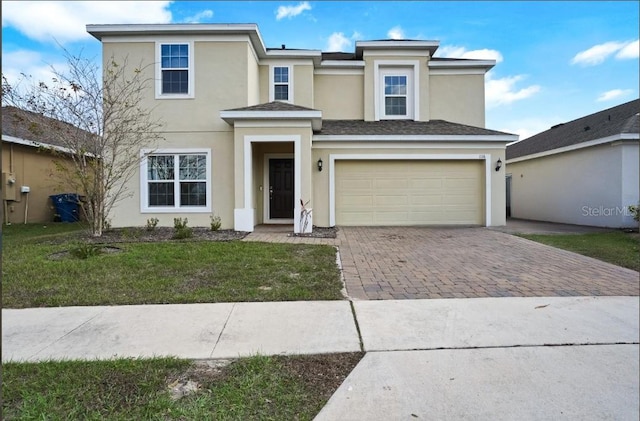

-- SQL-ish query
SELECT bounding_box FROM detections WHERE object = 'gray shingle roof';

[2,106,98,153]
[318,119,514,136]
[506,99,640,160]
[3,106,74,148]
[223,101,319,112]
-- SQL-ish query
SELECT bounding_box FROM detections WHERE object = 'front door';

[269,158,294,219]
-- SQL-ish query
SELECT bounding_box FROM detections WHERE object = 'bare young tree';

[2,51,163,236]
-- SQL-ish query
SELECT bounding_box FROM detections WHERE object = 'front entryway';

[269,158,294,219]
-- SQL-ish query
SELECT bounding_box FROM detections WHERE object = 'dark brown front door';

[269,158,294,219]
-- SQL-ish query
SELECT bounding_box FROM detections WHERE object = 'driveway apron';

[338,226,639,300]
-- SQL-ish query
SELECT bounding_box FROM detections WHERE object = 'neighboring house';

[506,99,639,228]
[1,106,86,224]
[87,24,517,233]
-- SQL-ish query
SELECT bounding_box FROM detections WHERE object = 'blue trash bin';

[50,193,80,222]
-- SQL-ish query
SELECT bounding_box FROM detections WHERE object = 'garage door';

[335,160,484,226]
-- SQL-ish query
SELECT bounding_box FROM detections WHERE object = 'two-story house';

[87,23,517,233]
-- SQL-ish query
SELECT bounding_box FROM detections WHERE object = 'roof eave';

[220,110,323,131]
[506,133,639,163]
[355,40,440,58]
[313,134,518,142]
[86,23,269,57]
[429,60,496,71]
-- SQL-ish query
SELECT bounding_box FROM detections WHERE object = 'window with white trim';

[141,150,211,212]
[378,67,414,120]
[384,75,407,116]
[270,65,292,102]
[156,42,194,98]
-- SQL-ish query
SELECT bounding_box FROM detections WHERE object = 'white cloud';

[492,117,572,141]
[387,26,405,40]
[327,32,351,52]
[485,72,541,108]
[1,1,172,44]
[182,9,214,23]
[1,49,68,91]
[571,41,631,66]
[616,39,639,59]
[276,2,311,20]
[436,45,503,62]
[597,89,634,102]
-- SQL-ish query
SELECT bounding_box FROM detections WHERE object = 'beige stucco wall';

[256,63,314,107]
[247,47,260,105]
[507,142,639,228]
[1,142,79,224]
[362,54,431,122]
[429,74,485,127]
[103,39,259,229]
[103,40,251,133]
[294,65,314,108]
[108,131,235,229]
[314,74,364,119]
[312,142,506,227]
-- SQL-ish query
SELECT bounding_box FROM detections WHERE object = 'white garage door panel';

[336,160,483,226]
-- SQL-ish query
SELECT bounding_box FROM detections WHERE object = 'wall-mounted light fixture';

[495,158,502,172]
[317,158,323,172]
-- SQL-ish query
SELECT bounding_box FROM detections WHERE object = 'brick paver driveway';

[338,227,639,300]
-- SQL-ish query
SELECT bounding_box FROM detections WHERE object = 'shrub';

[146,217,159,231]
[173,217,192,239]
[69,242,102,259]
[210,214,222,231]
[628,204,640,222]
[174,217,188,229]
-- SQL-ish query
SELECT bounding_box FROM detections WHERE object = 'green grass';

[2,353,363,420]
[2,224,343,308]
[519,231,640,272]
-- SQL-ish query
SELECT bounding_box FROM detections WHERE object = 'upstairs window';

[270,65,292,102]
[376,63,418,120]
[384,75,408,116]
[156,42,194,98]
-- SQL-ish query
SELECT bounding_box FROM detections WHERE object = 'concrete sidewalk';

[1,301,360,361]
[3,296,639,419]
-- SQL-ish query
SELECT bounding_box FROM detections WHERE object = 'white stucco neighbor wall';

[507,142,639,228]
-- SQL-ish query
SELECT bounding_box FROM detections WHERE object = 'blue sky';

[2,1,638,139]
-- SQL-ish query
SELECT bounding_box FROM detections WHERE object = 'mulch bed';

[81,227,249,244]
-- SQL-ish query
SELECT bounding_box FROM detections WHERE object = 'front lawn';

[2,353,363,420]
[519,231,640,272]
[2,224,344,308]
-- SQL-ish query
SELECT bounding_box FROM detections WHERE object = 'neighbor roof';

[2,106,97,153]
[507,99,640,160]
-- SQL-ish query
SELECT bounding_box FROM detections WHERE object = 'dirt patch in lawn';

[168,352,364,404]
[276,352,363,399]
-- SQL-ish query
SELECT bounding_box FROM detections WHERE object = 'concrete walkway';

[3,297,638,419]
